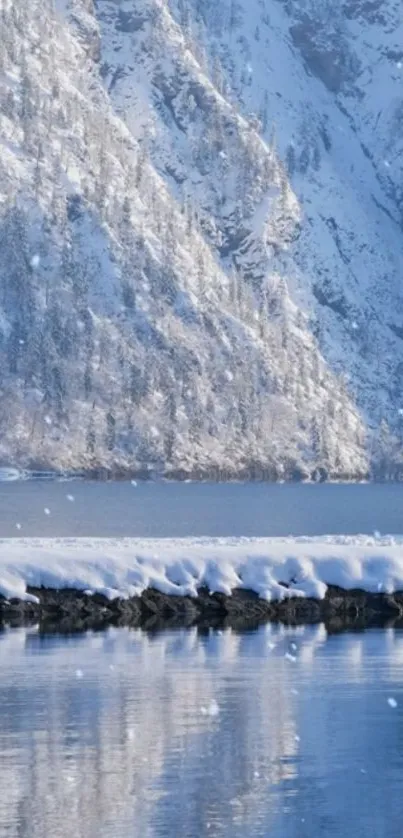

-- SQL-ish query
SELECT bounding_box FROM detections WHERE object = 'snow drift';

[1,536,403,604]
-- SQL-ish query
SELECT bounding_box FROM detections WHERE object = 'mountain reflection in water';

[1,625,402,837]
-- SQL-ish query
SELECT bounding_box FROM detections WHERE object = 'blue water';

[1,625,402,837]
[1,482,402,837]
[0,481,402,537]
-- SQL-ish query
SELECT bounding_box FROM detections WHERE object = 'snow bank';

[1,536,403,604]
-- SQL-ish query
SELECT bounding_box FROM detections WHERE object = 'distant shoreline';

[2,585,403,633]
[0,465,383,484]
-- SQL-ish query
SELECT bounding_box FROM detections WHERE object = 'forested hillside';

[0,0,402,478]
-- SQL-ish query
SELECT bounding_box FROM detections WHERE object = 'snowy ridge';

[1,535,403,603]
[1,0,403,477]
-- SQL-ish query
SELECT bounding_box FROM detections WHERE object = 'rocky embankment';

[2,586,403,633]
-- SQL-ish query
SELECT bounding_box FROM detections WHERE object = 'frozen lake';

[1,625,402,837]
[0,481,403,537]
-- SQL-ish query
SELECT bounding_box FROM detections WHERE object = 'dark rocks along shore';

[2,586,403,633]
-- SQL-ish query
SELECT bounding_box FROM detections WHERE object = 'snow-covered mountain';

[0,0,402,478]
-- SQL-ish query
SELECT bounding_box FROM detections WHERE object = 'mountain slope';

[0,0,401,478]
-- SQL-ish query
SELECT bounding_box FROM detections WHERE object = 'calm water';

[0,481,402,537]
[2,483,403,837]
[1,625,403,837]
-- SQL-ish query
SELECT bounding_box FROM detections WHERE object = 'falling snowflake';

[397,62,402,69]
[383,160,391,168]
[44,508,51,515]
[66,494,75,502]
[44,415,52,425]
[387,697,397,708]
[131,480,138,487]
[15,523,21,530]
[351,321,358,330]
[76,669,83,679]
[201,700,220,716]
[285,652,297,662]
[30,254,40,269]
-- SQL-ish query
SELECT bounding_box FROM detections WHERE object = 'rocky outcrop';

[289,18,357,93]
[2,586,403,633]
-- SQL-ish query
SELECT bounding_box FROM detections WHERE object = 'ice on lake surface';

[1,625,403,838]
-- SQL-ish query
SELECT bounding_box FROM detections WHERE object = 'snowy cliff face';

[0,0,402,478]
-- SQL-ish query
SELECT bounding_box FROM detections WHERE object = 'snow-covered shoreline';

[1,535,403,604]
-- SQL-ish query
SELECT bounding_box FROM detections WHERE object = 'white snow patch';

[0,535,403,603]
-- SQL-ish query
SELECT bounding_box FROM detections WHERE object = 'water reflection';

[0,626,403,837]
